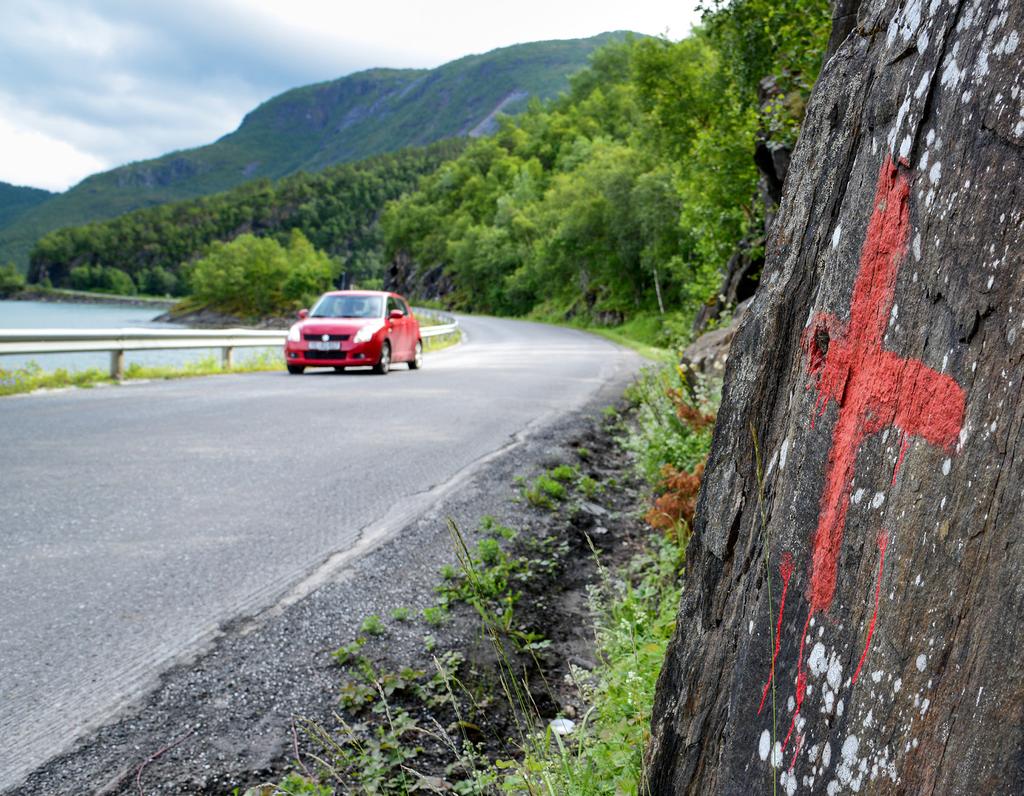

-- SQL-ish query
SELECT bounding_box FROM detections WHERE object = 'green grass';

[500,532,687,794]
[584,326,676,363]
[530,309,679,363]
[495,369,718,794]
[421,329,462,353]
[415,308,463,353]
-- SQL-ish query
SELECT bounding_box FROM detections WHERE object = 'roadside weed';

[331,638,366,666]
[359,614,386,636]
[549,464,578,482]
[524,474,566,508]
[577,475,601,498]
[622,365,718,484]
[422,605,449,626]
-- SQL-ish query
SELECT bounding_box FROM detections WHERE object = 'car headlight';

[287,323,303,342]
[353,321,384,343]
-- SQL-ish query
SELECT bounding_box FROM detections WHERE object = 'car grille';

[304,333,350,341]
[304,350,348,360]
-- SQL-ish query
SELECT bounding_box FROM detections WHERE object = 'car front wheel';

[373,342,391,375]
[287,364,305,375]
[409,340,423,370]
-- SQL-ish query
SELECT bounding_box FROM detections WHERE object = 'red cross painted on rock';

[800,155,965,617]
[757,157,967,753]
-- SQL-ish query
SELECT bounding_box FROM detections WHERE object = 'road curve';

[0,315,643,790]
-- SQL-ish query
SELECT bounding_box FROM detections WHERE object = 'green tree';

[68,264,137,295]
[0,262,26,296]
[188,230,337,318]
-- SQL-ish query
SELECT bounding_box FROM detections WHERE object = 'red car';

[283,290,422,375]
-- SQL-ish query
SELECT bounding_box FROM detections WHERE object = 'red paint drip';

[789,734,804,772]
[892,432,910,484]
[782,609,813,753]
[852,531,889,684]
[758,553,795,715]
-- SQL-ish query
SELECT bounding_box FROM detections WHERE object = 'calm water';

[0,300,276,372]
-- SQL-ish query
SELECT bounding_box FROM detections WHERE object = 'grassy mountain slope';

[0,182,54,238]
[1,33,627,272]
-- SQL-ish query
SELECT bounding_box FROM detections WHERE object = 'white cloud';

[0,0,703,192]
[0,115,106,192]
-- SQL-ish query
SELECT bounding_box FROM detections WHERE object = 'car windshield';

[310,295,384,319]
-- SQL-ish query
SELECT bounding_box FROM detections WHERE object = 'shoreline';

[6,289,176,310]
[151,305,292,329]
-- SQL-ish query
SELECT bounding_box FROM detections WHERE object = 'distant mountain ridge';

[0,182,54,238]
[1,32,630,271]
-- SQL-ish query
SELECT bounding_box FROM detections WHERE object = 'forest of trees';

[26,0,831,336]
[381,0,830,342]
[27,140,463,297]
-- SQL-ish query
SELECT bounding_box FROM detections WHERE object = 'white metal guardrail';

[0,313,459,379]
[0,328,287,378]
[414,307,459,341]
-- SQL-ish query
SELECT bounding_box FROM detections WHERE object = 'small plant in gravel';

[239,772,333,795]
[301,706,423,792]
[359,614,386,636]
[299,651,470,793]
[523,473,567,509]
[442,520,566,654]
[439,563,459,580]
[548,464,578,482]
[577,474,601,498]
[422,605,449,626]
[389,606,411,621]
[331,637,366,666]
[480,515,516,539]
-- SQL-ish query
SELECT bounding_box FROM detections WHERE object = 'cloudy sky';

[0,1,702,193]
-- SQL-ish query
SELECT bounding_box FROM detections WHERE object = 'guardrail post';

[222,346,234,370]
[110,350,125,380]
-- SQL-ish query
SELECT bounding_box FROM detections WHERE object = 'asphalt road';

[0,314,643,791]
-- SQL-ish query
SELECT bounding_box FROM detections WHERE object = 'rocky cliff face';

[647,1,1024,793]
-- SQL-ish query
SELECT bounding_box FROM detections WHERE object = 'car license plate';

[309,341,340,351]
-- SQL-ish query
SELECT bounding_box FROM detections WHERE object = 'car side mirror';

[298,309,309,320]
[389,309,404,320]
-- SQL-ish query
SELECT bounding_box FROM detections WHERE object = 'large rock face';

[647,1,1024,793]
